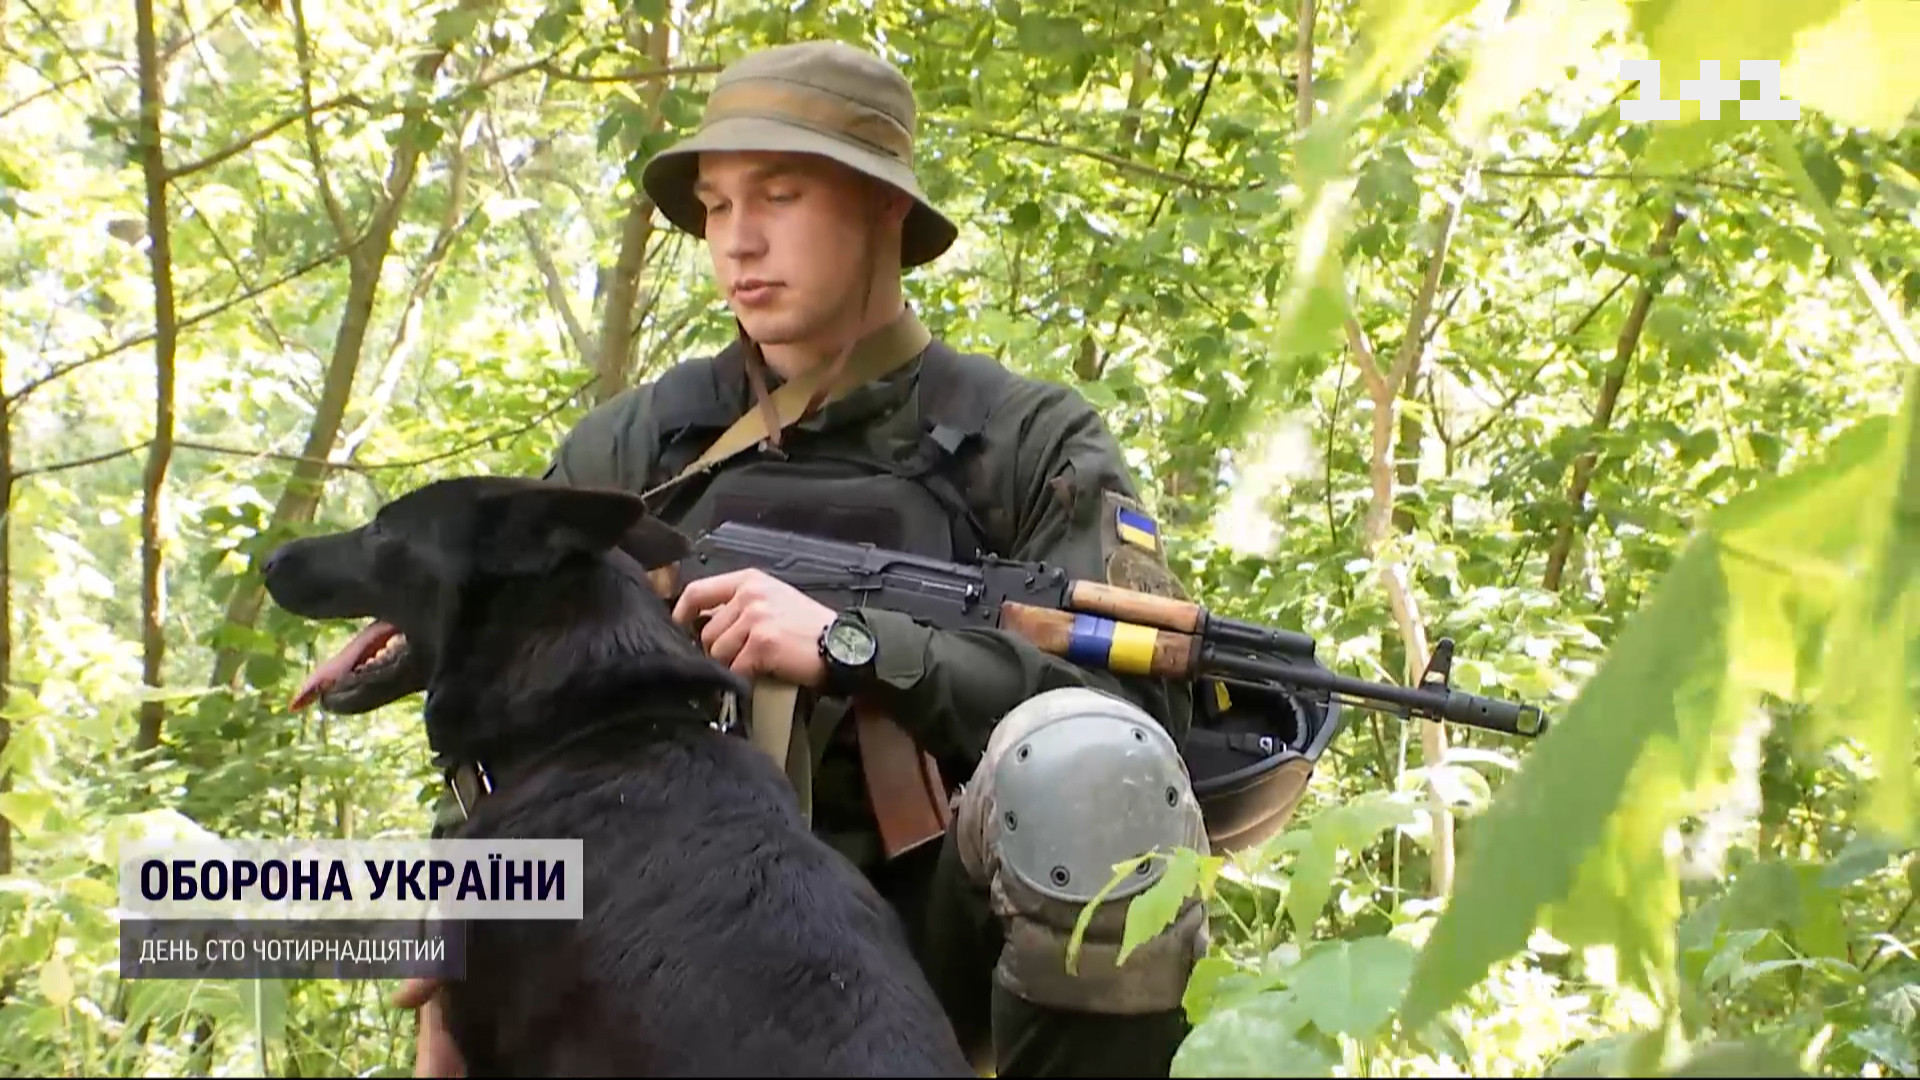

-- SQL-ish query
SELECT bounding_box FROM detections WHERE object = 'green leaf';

[430,6,485,48]
[1449,0,1629,142]
[1401,534,1739,1031]
[1119,848,1203,965]
[1803,370,1920,838]
[0,790,54,836]
[1546,1030,1656,1076]
[1281,832,1339,936]
[1661,1039,1812,1077]
[1701,928,1770,987]
[1285,936,1416,1040]
[37,956,73,1010]
[1721,860,1802,931]
[1169,991,1336,1078]
[1180,954,1242,1025]
[1633,0,1848,115]
[1729,955,1857,989]
[1802,144,1846,208]
[1846,1025,1919,1076]
[1781,0,1920,135]
[1079,379,1120,410]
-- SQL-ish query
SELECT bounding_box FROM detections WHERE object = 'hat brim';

[641,116,958,269]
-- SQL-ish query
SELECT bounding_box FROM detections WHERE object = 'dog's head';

[262,476,695,716]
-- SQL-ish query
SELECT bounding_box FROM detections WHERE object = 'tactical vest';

[634,337,1331,860]
[638,336,1019,866]
[640,337,1016,562]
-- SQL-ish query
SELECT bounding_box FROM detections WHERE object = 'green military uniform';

[533,39,1214,1078]
[543,312,1205,1075]
[542,309,1194,775]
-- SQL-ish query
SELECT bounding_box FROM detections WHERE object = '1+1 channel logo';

[1618,59,1802,123]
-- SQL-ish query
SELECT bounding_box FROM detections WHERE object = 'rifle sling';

[648,321,953,860]
[853,696,952,859]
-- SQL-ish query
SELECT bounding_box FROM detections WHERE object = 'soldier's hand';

[391,978,466,1078]
[671,569,834,689]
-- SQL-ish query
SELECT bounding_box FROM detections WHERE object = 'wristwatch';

[818,610,878,697]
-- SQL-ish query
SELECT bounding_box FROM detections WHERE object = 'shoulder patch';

[1099,490,1189,601]
[1106,492,1161,553]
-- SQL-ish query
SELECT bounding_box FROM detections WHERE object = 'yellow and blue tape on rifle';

[1065,614,1160,676]
[1066,611,1239,707]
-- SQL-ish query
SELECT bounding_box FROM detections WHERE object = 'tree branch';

[133,0,180,754]
[534,58,719,84]
[1452,274,1632,452]
[16,384,596,484]
[200,0,492,702]
[289,0,349,241]
[1088,52,1224,381]
[1542,205,1688,593]
[7,236,357,405]
[0,66,95,121]
[592,14,673,405]
[171,187,288,352]
[16,440,151,479]
[1294,0,1315,130]
[1357,190,1468,899]
[166,92,365,181]
[1388,193,1464,391]
[1480,166,1793,201]
[338,139,487,463]
[485,119,593,369]
[955,121,1235,191]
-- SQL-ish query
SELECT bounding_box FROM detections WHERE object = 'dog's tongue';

[291,620,398,711]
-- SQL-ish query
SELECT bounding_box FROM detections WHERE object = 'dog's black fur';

[262,476,971,1077]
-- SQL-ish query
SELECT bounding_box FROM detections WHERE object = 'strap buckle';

[445,761,493,820]
[713,690,743,736]
[926,423,971,458]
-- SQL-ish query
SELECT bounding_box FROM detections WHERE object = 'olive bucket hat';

[639,40,959,269]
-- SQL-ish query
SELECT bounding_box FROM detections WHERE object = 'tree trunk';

[132,0,179,753]
[1542,206,1687,593]
[0,346,12,876]
[592,16,674,406]
[201,13,482,701]
[1348,189,1467,898]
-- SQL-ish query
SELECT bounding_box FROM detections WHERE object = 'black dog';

[262,475,972,1077]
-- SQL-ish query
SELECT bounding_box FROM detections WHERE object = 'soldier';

[398,38,1216,1078]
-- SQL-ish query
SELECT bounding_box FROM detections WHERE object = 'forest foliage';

[0,0,1917,1075]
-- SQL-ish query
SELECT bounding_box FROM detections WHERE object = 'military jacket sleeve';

[860,376,1196,764]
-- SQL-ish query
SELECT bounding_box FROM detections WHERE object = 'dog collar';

[438,690,744,822]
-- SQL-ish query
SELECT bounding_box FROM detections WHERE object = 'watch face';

[825,619,877,666]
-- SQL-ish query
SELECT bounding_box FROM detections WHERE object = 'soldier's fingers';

[707,606,756,668]
[390,977,440,1010]
[699,596,746,653]
[728,630,768,680]
[672,571,751,627]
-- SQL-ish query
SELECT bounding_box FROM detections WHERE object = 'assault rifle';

[648,520,1549,858]
[659,520,1548,736]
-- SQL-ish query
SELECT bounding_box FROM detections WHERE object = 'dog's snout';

[261,545,288,578]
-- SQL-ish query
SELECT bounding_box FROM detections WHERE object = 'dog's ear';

[616,515,692,570]
[470,484,650,577]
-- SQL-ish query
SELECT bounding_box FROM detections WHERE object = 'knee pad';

[953,687,1210,1016]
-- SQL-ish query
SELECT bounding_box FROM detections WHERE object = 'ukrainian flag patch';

[1115,506,1160,552]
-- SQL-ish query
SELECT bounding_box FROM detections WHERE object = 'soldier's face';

[693,151,904,349]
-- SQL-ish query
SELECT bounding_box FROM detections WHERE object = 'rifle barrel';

[1200,646,1547,738]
